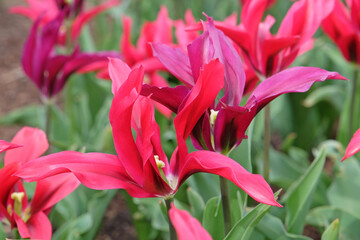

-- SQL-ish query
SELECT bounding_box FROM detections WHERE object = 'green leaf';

[0,222,6,240]
[321,219,339,240]
[328,158,360,219]
[256,214,311,240]
[284,148,326,234]
[83,190,118,239]
[302,85,345,111]
[202,196,225,240]
[224,190,281,240]
[52,213,93,240]
[187,187,205,221]
[0,104,45,128]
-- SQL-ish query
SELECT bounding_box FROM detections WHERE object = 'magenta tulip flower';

[322,0,360,64]
[143,17,346,154]
[17,58,280,207]
[22,12,120,98]
[342,128,360,161]
[191,0,335,77]
[10,0,119,43]
[0,127,79,240]
[169,203,212,240]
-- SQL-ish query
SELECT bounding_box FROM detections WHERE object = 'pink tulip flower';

[16,58,281,207]
[0,127,79,240]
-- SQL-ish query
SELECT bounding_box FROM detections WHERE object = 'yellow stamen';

[154,155,165,168]
[210,109,219,125]
[11,192,25,216]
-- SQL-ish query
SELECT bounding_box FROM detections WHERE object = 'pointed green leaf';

[187,187,205,221]
[284,148,326,234]
[321,219,339,240]
[202,196,225,240]
[224,190,281,240]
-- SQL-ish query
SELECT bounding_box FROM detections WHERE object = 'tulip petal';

[342,128,360,161]
[0,140,22,154]
[4,127,48,166]
[151,43,194,88]
[169,203,212,240]
[109,66,145,183]
[30,174,80,214]
[71,0,120,40]
[26,212,52,240]
[179,151,281,207]
[247,66,347,112]
[108,58,131,94]
[16,151,155,198]
[140,84,189,113]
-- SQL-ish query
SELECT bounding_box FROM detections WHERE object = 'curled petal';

[108,58,131,94]
[16,151,154,198]
[178,151,281,207]
[0,140,22,154]
[247,66,347,112]
[342,128,360,161]
[4,127,48,166]
[20,212,51,240]
[169,203,212,240]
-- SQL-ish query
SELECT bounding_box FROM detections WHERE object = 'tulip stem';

[165,198,177,240]
[349,66,359,140]
[264,104,271,182]
[219,176,232,234]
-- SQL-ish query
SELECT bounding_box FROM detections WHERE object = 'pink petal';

[71,0,120,40]
[109,66,145,183]
[4,127,48,166]
[14,213,31,239]
[27,212,52,240]
[30,174,80,214]
[0,140,22,154]
[246,67,347,112]
[16,151,154,198]
[342,128,360,161]
[0,163,21,218]
[151,43,194,88]
[108,58,131,94]
[169,203,212,240]
[179,151,281,207]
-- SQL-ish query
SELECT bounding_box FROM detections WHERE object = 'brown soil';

[0,1,136,239]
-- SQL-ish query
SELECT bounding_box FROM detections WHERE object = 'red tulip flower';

[169,203,212,240]
[0,127,79,240]
[143,17,346,154]
[16,58,280,207]
[196,0,335,77]
[322,0,360,64]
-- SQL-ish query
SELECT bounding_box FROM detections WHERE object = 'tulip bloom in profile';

[199,0,335,77]
[169,203,212,240]
[22,12,119,98]
[322,0,360,64]
[145,18,347,154]
[0,127,79,240]
[17,58,280,207]
[342,128,360,161]
[9,0,119,43]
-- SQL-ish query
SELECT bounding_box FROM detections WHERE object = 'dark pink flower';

[145,17,347,154]
[0,127,79,240]
[169,203,212,240]
[22,12,120,98]
[193,0,335,77]
[17,58,280,207]
[322,0,360,64]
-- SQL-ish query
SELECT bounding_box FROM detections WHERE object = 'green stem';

[349,66,358,140]
[165,198,177,240]
[13,228,20,239]
[219,176,232,234]
[264,104,271,182]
